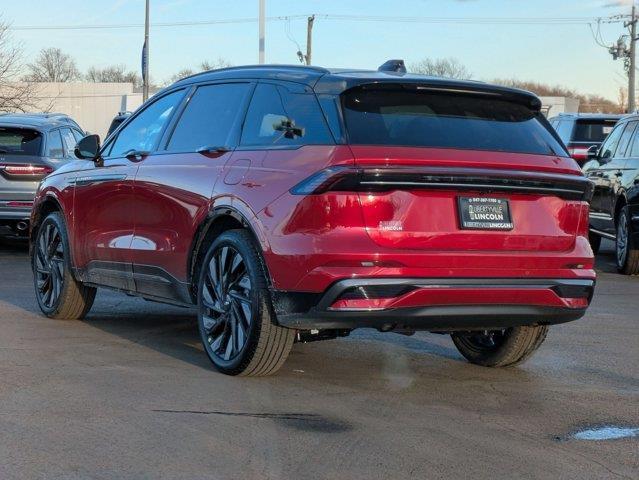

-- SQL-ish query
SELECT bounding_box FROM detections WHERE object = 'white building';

[539,96,580,118]
[14,82,146,138]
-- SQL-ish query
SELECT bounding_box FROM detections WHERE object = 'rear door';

[587,121,628,232]
[131,82,252,300]
[340,85,588,253]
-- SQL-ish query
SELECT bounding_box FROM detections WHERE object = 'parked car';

[548,113,623,166]
[582,113,639,274]
[106,111,131,139]
[0,113,85,236]
[30,62,595,376]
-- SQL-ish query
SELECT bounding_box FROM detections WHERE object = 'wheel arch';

[187,204,272,302]
[30,194,64,254]
[614,194,629,227]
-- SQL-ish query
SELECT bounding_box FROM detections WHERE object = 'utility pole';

[142,0,150,101]
[305,15,315,65]
[610,6,638,112]
[628,5,637,112]
[258,0,265,64]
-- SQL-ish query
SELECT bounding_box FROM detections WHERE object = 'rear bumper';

[273,277,594,331]
[0,200,33,221]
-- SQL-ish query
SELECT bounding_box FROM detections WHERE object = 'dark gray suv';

[0,113,84,236]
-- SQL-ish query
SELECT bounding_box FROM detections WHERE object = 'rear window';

[573,119,617,143]
[0,127,42,156]
[341,88,567,156]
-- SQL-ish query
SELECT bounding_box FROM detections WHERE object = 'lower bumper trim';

[274,277,594,331]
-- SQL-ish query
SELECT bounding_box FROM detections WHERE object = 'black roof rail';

[378,59,407,74]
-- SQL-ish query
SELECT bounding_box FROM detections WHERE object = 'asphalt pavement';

[0,237,637,480]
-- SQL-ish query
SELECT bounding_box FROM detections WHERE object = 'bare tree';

[200,57,233,71]
[24,47,80,82]
[168,68,195,85]
[166,58,233,85]
[0,21,42,112]
[491,78,623,114]
[410,57,472,79]
[618,86,628,113]
[85,64,141,87]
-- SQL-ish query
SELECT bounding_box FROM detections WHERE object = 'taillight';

[0,164,53,178]
[567,147,589,162]
[290,166,594,201]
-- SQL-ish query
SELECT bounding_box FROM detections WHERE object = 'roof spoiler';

[378,59,406,74]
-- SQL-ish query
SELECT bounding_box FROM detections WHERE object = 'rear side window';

[0,127,42,156]
[341,88,566,156]
[167,83,250,152]
[47,130,64,159]
[573,119,617,143]
[240,83,333,147]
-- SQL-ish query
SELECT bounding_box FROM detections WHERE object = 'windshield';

[573,119,618,143]
[0,127,42,155]
[341,87,567,156]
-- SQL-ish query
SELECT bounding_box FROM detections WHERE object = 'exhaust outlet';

[16,221,29,232]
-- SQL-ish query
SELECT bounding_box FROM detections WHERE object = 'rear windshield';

[0,127,42,156]
[341,88,567,156]
[573,119,617,143]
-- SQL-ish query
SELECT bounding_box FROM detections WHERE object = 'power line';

[6,14,626,31]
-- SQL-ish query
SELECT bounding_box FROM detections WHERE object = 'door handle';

[196,145,230,157]
[124,150,150,162]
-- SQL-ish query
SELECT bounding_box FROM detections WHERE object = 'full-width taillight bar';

[290,166,594,201]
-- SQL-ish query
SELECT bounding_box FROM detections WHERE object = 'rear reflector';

[0,164,53,177]
[6,201,33,208]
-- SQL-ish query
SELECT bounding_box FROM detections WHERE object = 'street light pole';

[143,0,150,101]
[258,0,265,64]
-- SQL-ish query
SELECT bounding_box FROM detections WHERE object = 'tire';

[616,207,639,275]
[451,325,549,367]
[588,231,601,255]
[32,212,96,319]
[197,229,296,376]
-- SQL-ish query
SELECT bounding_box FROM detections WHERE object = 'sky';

[1,0,638,101]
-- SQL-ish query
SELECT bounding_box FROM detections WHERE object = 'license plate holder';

[458,197,513,230]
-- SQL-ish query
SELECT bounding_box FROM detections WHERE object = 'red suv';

[30,63,595,376]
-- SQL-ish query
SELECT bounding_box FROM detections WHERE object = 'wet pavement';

[0,237,637,479]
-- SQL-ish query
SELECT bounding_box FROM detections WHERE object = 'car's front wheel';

[451,325,548,367]
[197,230,296,376]
[616,207,639,275]
[32,212,96,319]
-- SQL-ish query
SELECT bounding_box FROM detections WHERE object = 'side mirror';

[586,144,599,161]
[74,134,101,161]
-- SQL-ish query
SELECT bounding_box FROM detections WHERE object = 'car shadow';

[84,299,212,370]
[595,239,618,274]
[0,234,29,255]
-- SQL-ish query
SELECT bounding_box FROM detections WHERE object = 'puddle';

[568,426,639,441]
